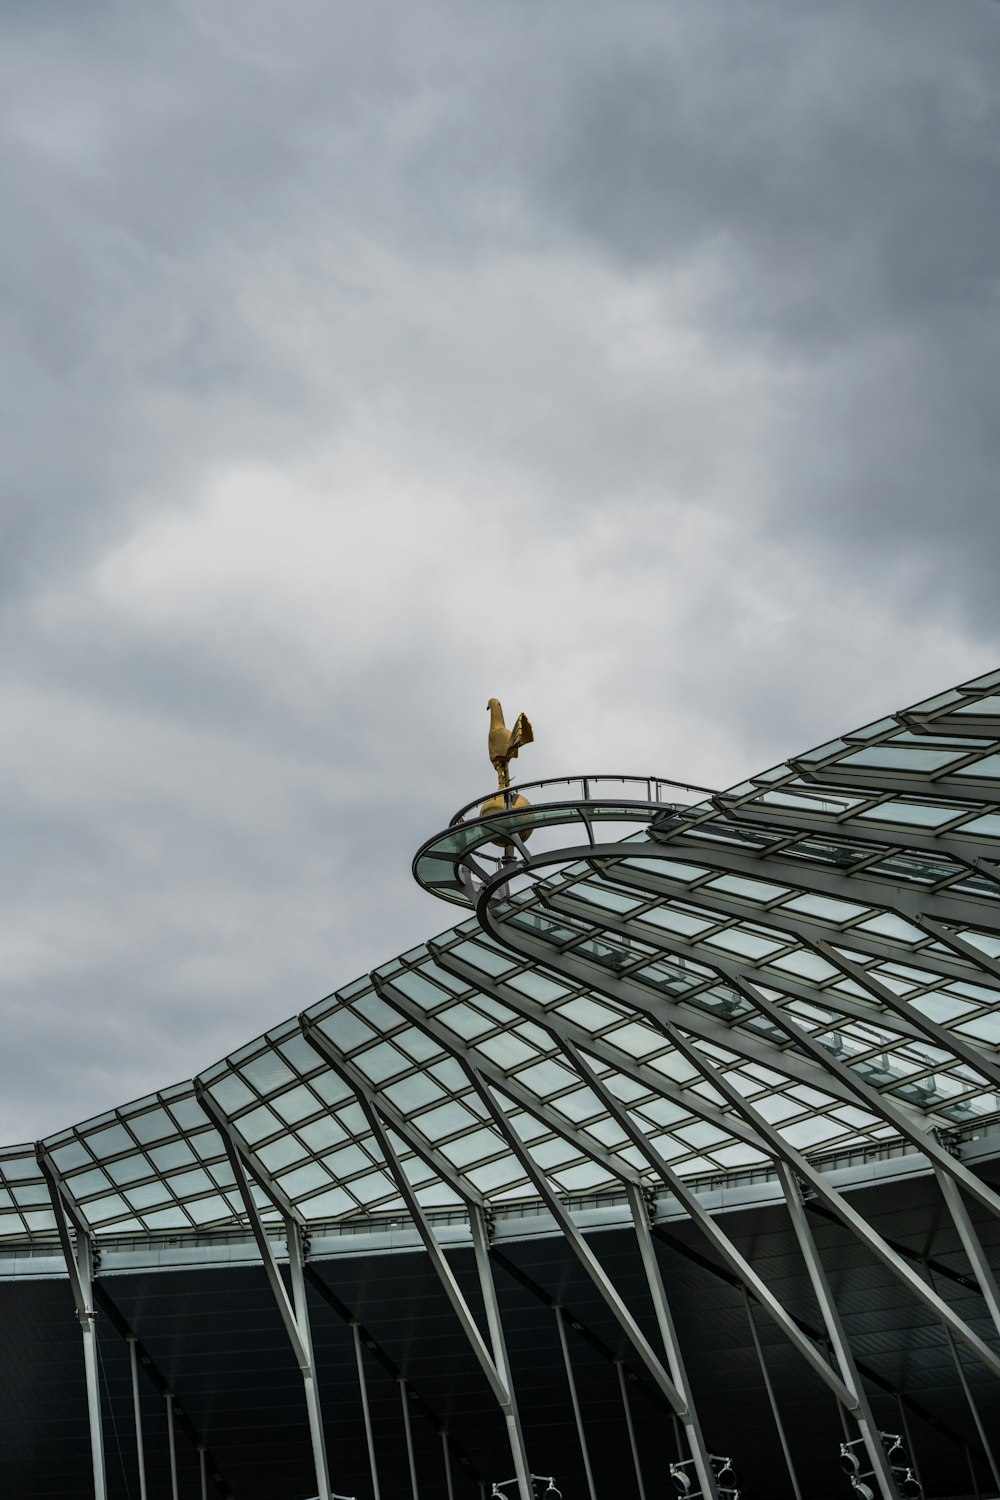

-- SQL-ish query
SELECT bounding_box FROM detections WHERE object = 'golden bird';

[488,697,533,789]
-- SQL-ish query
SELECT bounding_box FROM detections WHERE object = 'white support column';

[742,1292,802,1500]
[353,1323,382,1500]
[460,1069,689,1418]
[562,1038,855,1406]
[296,1035,534,1500]
[287,1217,333,1500]
[39,1156,107,1500]
[197,1092,332,1500]
[654,1015,1000,1384]
[165,1392,179,1500]
[468,1204,533,1500]
[128,1336,149,1500]
[894,1397,922,1496]
[399,1379,420,1500]
[441,1431,456,1500]
[777,1165,899,1500]
[934,1166,1000,1343]
[553,1305,597,1500]
[627,1184,718,1500]
[198,1443,209,1500]
[943,1325,1000,1493]
[615,1361,647,1500]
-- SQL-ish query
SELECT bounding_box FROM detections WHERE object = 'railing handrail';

[448,772,715,828]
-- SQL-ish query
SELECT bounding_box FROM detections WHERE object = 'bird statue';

[487,697,533,790]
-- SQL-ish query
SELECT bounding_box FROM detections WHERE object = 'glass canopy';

[5,667,1000,1246]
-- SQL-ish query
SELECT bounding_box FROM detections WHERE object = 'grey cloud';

[0,0,998,1140]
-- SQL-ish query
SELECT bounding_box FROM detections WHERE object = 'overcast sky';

[2,0,998,1143]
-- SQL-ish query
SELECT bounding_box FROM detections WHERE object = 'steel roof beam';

[707,798,1000,867]
[538,881,961,1056]
[299,1017,534,1500]
[601,857,1000,995]
[37,1149,107,1500]
[302,1263,484,1489]
[465,897,1000,1382]
[195,1091,333,1500]
[453,1061,690,1419]
[643,833,1000,925]
[652,1021,1000,1384]
[777,1162,900,1499]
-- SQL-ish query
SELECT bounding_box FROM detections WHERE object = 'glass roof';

[5,667,1000,1247]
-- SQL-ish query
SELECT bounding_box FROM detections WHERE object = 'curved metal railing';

[413,774,714,907]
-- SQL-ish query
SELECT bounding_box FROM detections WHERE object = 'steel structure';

[4,669,1000,1498]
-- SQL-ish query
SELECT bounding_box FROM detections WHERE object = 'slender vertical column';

[560,1037,855,1406]
[399,1379,420,1500]
[128,1336,149,1500]
[40,1159,107,1500]
[198,1444,209,1500]
[353,1323,382,1500]
[441,1432,456,1500]
[616,1361,647,1500]
[165,1392,179,1500]
[78,1233,108,1500]
[826,1340,852,1443]
[80,1330,107,1499]
[742,1291,802,1500]
[287,1218,333,1500]
[628,1184,717,1499]
[468,1204,533,1500]
[934,1167,1000,1343]
[895,1396,921,1493]
[941,1324,1000,1495]
[196,1095,333,1500]
[777,1165,898,1500]
[965,1443,982,1500]
[459,1070,686,1417]
[924,1256,1000,1496]
[300,1046,532,1500]
[553,1306,597,1500]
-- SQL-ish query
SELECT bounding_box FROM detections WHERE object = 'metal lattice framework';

[5,667,1000,1500]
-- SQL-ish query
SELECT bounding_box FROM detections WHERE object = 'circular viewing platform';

[412,773,713,907]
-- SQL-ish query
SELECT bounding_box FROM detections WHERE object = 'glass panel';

[277,1163,332,1198]
[278,1033,324,1075]
[476,1033,539,1070]
[106,1155,155,1186]
[298,1117,348,1152]
[415,1101,478,1139]
[353,1043,410,1084]
[382,1074,445,1112]
[208,1076,256,1114]
[238,1106,282,1144]
[300,1186,354,1219]
[450,941,516,977]
[856,802,961,828]
[257,1135,309,1171]
[127,1109,176,1145]
[86,1125,134,1158]
[271,1085,321,1125]
[49,1142,91,1172]
[324,1144,373,1178]
[148,1142,197,1171]
[317,1009,376,1052]
[514,1059,577,1098]
[124,1182,173,1210]
[506,970,570,1003]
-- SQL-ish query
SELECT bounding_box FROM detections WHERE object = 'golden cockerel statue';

[487,698,533,790]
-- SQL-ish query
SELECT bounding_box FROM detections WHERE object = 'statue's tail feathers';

[508,713,534,755]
